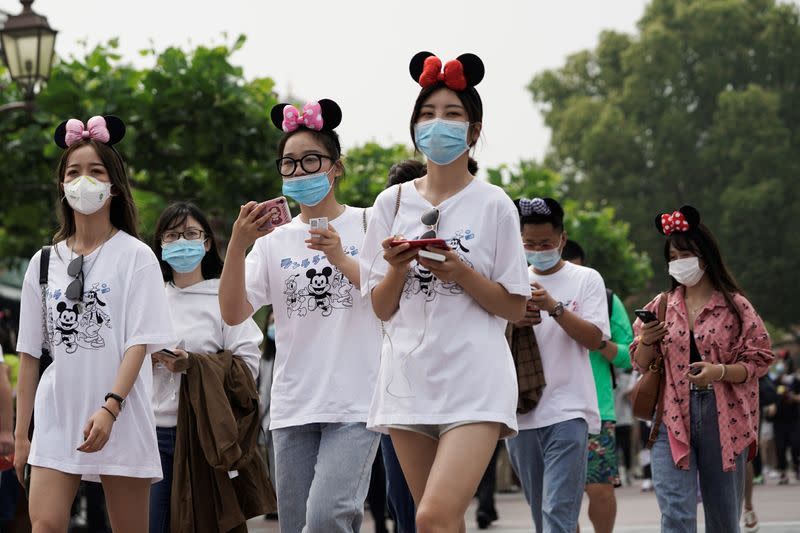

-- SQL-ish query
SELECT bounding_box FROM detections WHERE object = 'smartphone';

[23,463,31,498]
[310,217,328,240]
[418,249,446,262]
[256,197,292,231]
[157,349,177,358]
[634,309,659,324]
[390,238,449,250]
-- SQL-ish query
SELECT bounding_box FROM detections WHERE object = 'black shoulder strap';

[40,245,52,286]
[605,287,617,389]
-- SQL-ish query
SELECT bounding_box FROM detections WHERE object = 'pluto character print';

[403,228,475,301]
[47,282,112,354]
[280,247,358,319]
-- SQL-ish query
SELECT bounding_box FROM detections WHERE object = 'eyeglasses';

[276,154,333,177]
[420,208,440,239]
[162,229,206,243]
[66,255,84,302]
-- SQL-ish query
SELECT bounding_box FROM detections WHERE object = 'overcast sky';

[3,0,651,172]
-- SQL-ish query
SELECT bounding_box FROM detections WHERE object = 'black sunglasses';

[66,255,84,302]
[420,208,440,239]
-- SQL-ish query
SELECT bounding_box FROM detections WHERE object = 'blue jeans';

[381,434,416,533]
[272,422,380,533]
[506,418,588,533]
[149,426,176,533]
[651,389,746,533]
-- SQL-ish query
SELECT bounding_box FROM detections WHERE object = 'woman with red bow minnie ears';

[219,98,382,532]
[359,52,530,531]
[630,205,773,532]
[13,116,175,532]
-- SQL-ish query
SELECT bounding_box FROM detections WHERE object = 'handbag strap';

[39,246,52,354]
[647,292,670,448]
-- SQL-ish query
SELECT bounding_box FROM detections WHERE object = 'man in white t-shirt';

[506,197,610,533]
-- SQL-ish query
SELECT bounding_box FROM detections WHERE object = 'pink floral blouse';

[630,288,773,472]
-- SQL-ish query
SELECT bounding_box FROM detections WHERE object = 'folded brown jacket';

[505,324,547,414]
[171,350,277,533]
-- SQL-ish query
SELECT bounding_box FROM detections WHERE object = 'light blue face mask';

[282,170,332,207]
[162,238,206,273]
[414,118,470,166]
[527,246,562,271]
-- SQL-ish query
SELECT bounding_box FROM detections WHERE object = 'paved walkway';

[247,480,800,532]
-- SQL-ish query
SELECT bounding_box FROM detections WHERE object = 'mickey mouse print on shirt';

[280,250,357,319]
[403,228,475,302]
[48,282,112,354]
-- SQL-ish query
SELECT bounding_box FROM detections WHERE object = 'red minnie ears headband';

[655,205,701,236]
[270,99,342,133]
[409,51,485,91]
[54,115,126,149]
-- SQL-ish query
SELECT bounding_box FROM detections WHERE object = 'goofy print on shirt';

[280,248,357,318]
[46,282,112,354]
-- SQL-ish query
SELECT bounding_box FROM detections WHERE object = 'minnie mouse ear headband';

[409,51,485,91]
[270,99,342,133]
[54,116,126,149]
[516,197,564,219]
[655,205,700,236]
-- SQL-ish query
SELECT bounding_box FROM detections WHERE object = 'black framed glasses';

[161,229,206,243]
[276,154,333,177]
[420,208,440,239]
[66,255,84,302]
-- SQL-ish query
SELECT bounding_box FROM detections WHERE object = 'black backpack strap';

[40,246,52,286]
[605,288,617,389]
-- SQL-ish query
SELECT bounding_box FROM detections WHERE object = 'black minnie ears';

[270,99,342,133]
[54,115,126,149]
[655,205,701,235]
[409,51,485,91]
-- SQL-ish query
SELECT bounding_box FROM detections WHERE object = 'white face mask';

[668,257,705,287]
[64,176,113,215]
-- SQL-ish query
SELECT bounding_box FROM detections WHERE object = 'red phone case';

[257,197,292,231]
[390,238,449,249]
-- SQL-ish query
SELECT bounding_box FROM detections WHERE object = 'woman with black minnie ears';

[630,205,772,533]
[219,99,381,532]
[14,116,174,532]
[360,52,529,531]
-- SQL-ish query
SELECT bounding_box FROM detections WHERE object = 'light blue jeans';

[506,418,588,533]
[651,389,746,532]
[272,422,380,533]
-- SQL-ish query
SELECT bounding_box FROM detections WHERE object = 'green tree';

[488,160,653,297]
[529,0,800,325]
[337,142,418,207]
[0,36,282,259]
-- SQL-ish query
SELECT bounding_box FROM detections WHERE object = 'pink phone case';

[257,197,292,230]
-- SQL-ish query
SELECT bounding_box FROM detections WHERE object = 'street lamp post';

[0,0,57,113]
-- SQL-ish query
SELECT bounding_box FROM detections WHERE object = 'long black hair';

[153,202,224,282]
[665,224,744,332]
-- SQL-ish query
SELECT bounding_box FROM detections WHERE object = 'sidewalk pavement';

[247,479,800,532]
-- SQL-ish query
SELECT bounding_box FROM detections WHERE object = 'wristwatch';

[549,302,565,318]
[104,392,126,411]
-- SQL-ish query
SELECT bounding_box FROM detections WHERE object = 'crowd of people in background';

[0,49,796,533]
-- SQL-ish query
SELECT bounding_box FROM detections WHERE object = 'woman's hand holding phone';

[639,318,668,348]
[13,438,30,490]
[417,246,466,283]
[229,201,275,252]
[153,348,189,373]
[306,225,347,267]
[381,236,419,274]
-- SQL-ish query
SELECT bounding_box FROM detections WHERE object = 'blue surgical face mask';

[162,238,206,273]
[528,243,563,272]
[414,118,470,166]
[282,170,332,207]
[267,324,276,341]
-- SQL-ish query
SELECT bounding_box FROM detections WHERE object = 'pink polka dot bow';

[63,116,111,146]
[281,101,324,132]
[660,211,690,235]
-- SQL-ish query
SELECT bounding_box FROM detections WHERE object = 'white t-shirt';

[360,179,530,437]
[516,261,609,434]
[152,278,263,427]
[245,206,381,430]
[16,231,175,481]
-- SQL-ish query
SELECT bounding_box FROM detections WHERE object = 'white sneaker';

[641,479,654,492]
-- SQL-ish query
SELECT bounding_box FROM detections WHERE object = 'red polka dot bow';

[281,101,324,132]
[418,56,467,91]
[660,211,690,235]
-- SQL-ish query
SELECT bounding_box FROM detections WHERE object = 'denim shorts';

[385,420,481,440]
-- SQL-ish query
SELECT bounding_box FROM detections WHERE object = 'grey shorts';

[385,421,480,441]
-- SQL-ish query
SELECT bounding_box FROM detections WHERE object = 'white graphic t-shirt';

[516,261,609,434]
[245,206,381,430]
[360,179,531,437]
[16,231,175,481]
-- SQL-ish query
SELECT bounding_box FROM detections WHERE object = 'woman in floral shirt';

[630,205,772,533]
